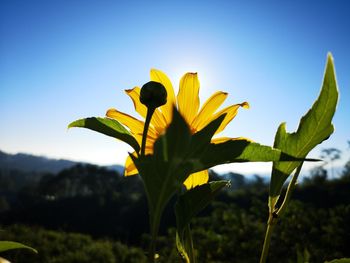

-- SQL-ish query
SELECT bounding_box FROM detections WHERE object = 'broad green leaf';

[270,53,339,199]
[175,181,229,233]
[188,114,226,157]
[189,139,317,173]
[0,241,37,253]
[153,106,192,163]
[68,117,140,153]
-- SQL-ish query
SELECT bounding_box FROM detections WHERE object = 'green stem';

[260,163,304,263]
[142,106,157,262]
[148,207,162,263]
[259,217,276,263]
[141,107,155,156]
[147,167,178,262]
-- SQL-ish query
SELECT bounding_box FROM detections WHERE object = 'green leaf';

[175,181,229,233]
[188,114,226,157]
[153,106,192,163]
[0,241,38,253]
[189,139,316,173]
[270,53,339,199]
[68,117,140,153]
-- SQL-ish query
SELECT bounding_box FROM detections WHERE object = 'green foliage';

[0,241,37,253]
[68,117,140,153]
[270,53,339,200]
[2,158,349,262]
[1,170,350,262]
[0,164,150,242]
[0,225,146,263]
[179,188,350,263]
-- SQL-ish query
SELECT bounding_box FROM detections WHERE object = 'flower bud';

[140,81,167,109]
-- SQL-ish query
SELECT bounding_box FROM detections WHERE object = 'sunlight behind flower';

[169,64,218,100]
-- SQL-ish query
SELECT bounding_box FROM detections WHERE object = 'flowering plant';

[69,54,338,262]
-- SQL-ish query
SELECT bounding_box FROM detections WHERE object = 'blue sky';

[1,0,349,176]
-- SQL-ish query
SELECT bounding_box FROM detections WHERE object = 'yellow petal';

[125,87,167,133]
[183,170,209,189]
[124,154,138,176]
[211,136,253,144]
[150,69,176,124]
[125,87,147,117]
[211,102,249,135]
[144,137,156,154]
[191,91,228,132]
[210,137,233,144]
[133,133,156,154]
[151,111,168,134]
[177,73,200,125]
[106,108,158,139]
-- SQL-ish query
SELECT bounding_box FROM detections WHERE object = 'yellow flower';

[107,69,249,189]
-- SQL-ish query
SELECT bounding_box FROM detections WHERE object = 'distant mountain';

[105,164,125,175]
[0,150,124,175]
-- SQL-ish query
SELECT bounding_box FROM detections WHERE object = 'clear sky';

[1,0,349,176]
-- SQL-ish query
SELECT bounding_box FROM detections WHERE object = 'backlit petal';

[125,87,167,133]
[150,69,176,124]
[125,87,147,117]
[211,102,249,135]
[211,136,253,144]
[183,170,209,189]
[210,137,233,144]
[191,91,228,132]
[124,154,138,176]
[106,108,158,139]
[134,132,156,154]
[151,110,168,134]
[177,73,200,125]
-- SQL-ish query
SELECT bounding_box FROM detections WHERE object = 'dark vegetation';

[0,150,349,262]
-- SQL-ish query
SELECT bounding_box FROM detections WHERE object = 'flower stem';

[141,107,155,157]
[148,208,161,263]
